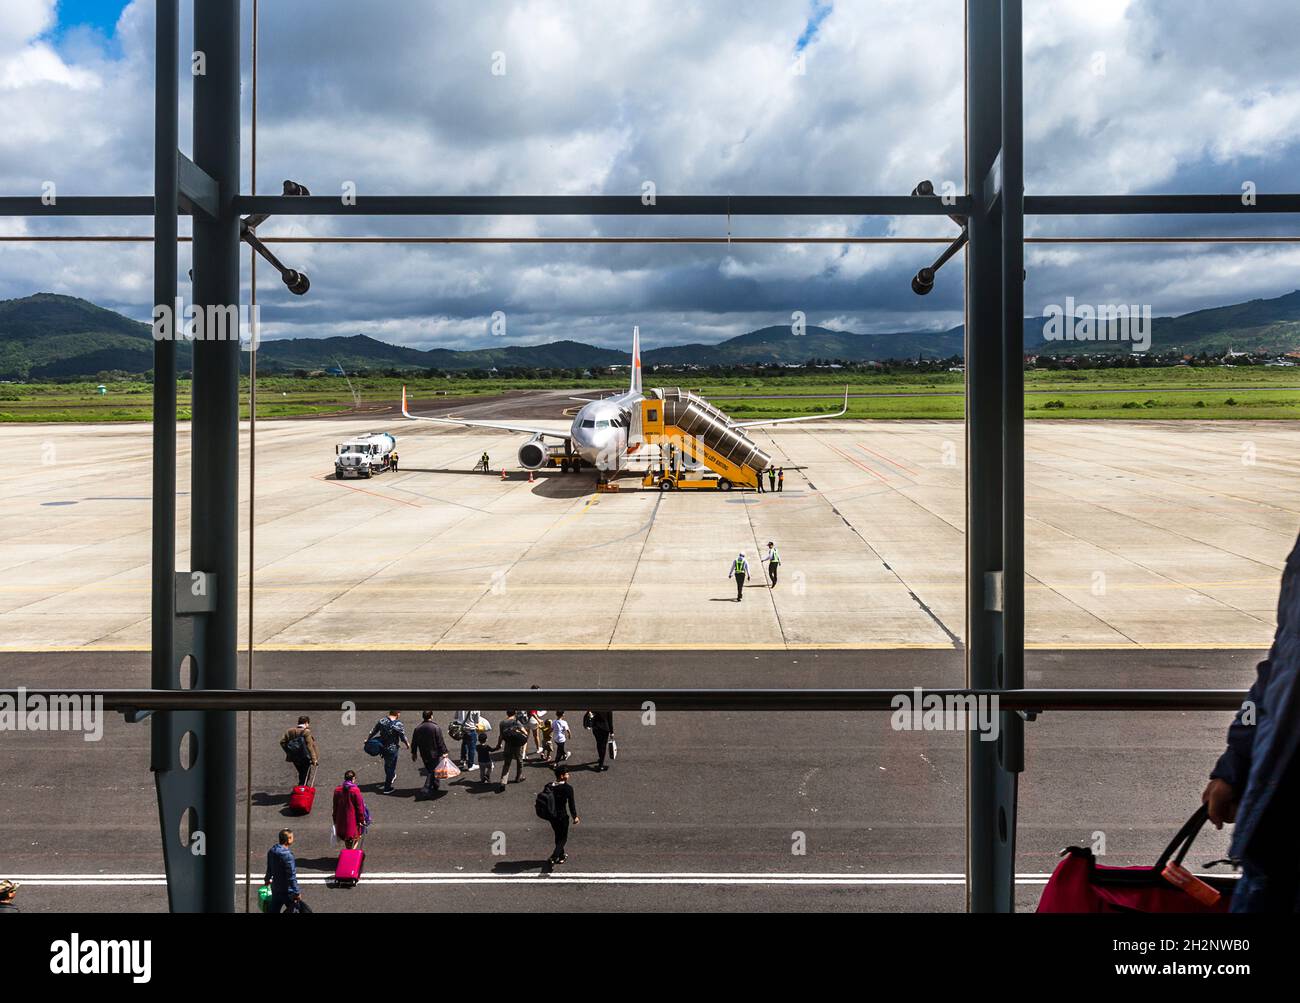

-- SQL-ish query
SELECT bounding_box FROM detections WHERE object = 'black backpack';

[503,718,528,747]
[283,730,309,763]
[535,783,559,821]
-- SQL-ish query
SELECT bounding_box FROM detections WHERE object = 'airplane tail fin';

[630,325,642,395]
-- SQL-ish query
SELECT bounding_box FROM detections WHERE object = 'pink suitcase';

[335,847,365,886]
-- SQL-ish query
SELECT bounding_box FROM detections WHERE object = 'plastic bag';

[433,754,461,779]
[609,738,618,760]
[258,884,272,913]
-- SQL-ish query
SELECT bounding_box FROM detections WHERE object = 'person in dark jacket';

[279,716,320,787]
[586,710,614,771]
[546,766,580,868]
[263,829,302,914]
[0,880,19,914]
[411,710,449,798]
[368,711,410,794]
[1204,531,1300,912]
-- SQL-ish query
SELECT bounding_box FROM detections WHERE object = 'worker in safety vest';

[728,552,750,602]
[480,451,490,472]
[763,541,781,586]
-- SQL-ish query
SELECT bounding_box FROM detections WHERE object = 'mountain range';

[3,290,1300,380]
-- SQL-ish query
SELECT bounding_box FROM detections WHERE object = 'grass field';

[3,367,1300,422]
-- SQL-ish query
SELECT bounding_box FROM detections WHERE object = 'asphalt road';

[0,648,1262,913]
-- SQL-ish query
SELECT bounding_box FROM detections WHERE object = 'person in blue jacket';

[1204,532,1300,912]
[264,828,302,914]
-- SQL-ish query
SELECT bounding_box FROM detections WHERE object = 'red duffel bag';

[1037,805,1235,913]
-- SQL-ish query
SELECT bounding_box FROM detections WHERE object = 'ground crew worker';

[480,451,490,472]
[390,451,399,472]
[756,465,765,492]
[768,467,777,492]
[728,551,750,602]
[764,541,781,586]
[777,467,785,491]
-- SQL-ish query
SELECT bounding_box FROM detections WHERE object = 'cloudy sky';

[1,0,1298,351]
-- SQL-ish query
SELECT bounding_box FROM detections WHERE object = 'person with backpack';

[366,711,410,794]
[279,716,320,787]
[263,828,303,914]
[452,709,483,771]
[493,710,530,788]
[332,770,370,850]
[537,766,580,868]
[411,710,449,798]
[584,710,615,772]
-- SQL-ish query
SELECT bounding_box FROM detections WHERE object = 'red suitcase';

[335,847,365,886]
[289,785,316,815]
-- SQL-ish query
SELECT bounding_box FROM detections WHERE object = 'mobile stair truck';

[334,431,397,479]
[638,388,769,491]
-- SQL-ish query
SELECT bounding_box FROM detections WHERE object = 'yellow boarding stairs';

[637,388,771,491]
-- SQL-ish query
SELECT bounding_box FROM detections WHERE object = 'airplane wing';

[401,386,569,439]
[730,387,849,428]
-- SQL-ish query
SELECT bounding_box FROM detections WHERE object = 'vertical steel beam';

[964,0,1020,912]
[188,0,242,913]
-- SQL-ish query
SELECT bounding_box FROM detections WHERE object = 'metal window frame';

[2,0,1293,912]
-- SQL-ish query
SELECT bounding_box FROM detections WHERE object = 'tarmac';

[0,648,1261,913]
[0,415,1295,651]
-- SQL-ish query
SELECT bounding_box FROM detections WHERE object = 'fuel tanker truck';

[334,431,397,479]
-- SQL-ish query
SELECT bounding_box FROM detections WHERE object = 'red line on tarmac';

[823,440,890,483]
[855,442,919,477]
[321,476,422,507]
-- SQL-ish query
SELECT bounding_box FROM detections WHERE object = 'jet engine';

[517,437,549,470]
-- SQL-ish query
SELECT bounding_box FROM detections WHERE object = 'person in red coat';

[332,770,370,850]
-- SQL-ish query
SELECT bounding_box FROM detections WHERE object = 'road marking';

[0,642,1269,652]
[5,871,1060,887]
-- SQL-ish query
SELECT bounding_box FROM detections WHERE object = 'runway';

[0,648,1259,913]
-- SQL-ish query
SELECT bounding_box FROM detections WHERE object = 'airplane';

[400,326,848,479]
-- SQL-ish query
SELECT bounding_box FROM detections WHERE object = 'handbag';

[363,736,384,757]
[1037,805,1234,913]
[608,737,618,760]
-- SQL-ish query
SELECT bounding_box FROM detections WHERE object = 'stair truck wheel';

[718,478,732,491]
[659,478,674,491]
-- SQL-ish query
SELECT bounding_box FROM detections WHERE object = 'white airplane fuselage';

[567,391,638,471]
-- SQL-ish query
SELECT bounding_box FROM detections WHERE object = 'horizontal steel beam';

[232,194,972,216]
[0,196,155,216]
[3,193,1298,219]
[0,687,1248,713]
[1025,193,1300,214]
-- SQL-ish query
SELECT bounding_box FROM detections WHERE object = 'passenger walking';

[367,710,410,794]
[777,467,785,491]
[477,732,494,784]
[279,715,320,787]
[332,770,370,850]
[526,686,548,760]
[585,710,615,771]
[540,766,580,868]
[764,541,781,587]
[1204,530,1300,912]
[453,709,483,770]
[552,710,572,762]
[263,829,303,914]
[494,709,530,788]
[0,880,19,914]
[728,551,750,602]
[411,710,449,798]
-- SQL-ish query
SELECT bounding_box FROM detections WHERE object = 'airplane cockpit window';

[595,419,611,428]
[581,419,596,428]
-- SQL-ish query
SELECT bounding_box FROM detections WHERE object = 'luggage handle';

[1154,805,1210,872]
